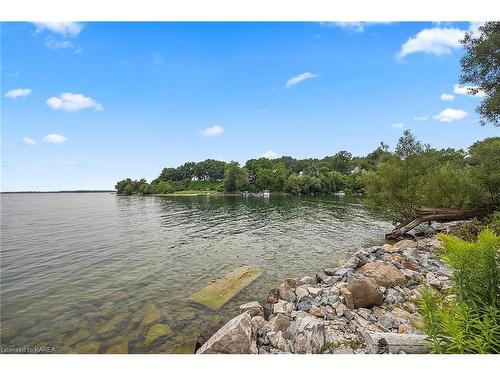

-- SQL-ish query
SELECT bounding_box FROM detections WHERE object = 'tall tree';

[460,22,500,126]
[223,162,248,192]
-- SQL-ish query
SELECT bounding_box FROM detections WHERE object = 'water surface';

[0,193,391,353]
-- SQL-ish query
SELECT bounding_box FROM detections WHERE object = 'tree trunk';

[385,207,489,240]
[364,332,430,354]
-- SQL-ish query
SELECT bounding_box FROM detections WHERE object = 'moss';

[189,266,262,310]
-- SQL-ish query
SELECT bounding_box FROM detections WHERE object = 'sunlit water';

[0,193,392,353]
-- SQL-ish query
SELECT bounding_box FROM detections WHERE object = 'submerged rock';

[145,323,173,346]
[106,341,129,354]
[197,312,257,354]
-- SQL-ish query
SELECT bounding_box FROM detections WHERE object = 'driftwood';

[385,207,489,240]
[364,332,430,354]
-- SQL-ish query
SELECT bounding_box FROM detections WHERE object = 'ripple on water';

[0,193,392,353]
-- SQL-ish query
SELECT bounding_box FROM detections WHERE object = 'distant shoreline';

[0,190,116,194]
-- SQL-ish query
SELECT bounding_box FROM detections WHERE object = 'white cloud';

[440,93,455,101]
[22,137,36,145]
[327,22,365,33]
[434,108,468,122]
[397,27,465,58]
[201,125,224,137]
[285,72,318,88]
[4,88,32,98]
[33,22,83,36]
[261,150,278,159]
[413,115,429,121]
[453,84,486,98]
[46,92,103,112]
[392,122,404,129]
[45,39,82,53]
[43,134,68,144]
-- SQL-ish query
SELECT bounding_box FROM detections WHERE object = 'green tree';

[223,162,248,192]
[468,137,500,207]
[460,22,500,126]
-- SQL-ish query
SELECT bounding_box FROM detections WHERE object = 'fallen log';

[385,207,489,240]
[364,332,430,354]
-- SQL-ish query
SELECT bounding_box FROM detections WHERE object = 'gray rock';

[378,313,396,329]
[279,289,296,303]
[343,310,354,321]
[239,301,264,317]
[332,301,347,317]
[289,311,325,354]
[268,313,291,333]
[197,312,257,354]
[273,300,294,315]
[356,308,374,321]
[295,285,310,301]
[386,289,404,305]
[426,272,442,289]
[297,299,313,312]
[299,276,316,286]
[324,268,337,276]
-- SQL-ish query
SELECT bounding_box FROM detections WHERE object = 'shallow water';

[0,193,392,353]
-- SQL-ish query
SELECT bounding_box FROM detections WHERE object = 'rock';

[394,239,417,250]
[279,289,297,303]
[358,262,406,288]
[386,288,404,305]
[391,307,411,322]
[379,313,396,329]
[309,306,325,318]
[382,244,397,253]
[323,305,336,320]
[398,323,415,334]
[295,285,310,301]
[73,341,101,354]
[261,301,272,320]
[258,346,269,354]
[97,312,129,335]
[308,287,322,297]
[268,331,293,352]
[140,306,163,328]
[335,268,352,277]
[356,308,374,321]
[239,301,264,317]
[250,315,267,338]
[106,341,128,354]
[280,278,299,290]
[297,298,313,311]
[378,286,386,294]
[197,312,257,354]
[436,266,453,278]
[324,268,337,276]
[267,289,280,304]
[345,279,384,308]
[289,311,325,354]
[299,276,316,286]
[332,301,347,317]
[194,324,222,353]
[268,313,291,333]
[332,345,355,354]
[273,300,294,315]
[317,274,338,286]
[426,272,442,289]
[145,323,173,346]
[402,260,419,271]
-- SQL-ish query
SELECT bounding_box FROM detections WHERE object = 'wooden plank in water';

[189,266,263,310]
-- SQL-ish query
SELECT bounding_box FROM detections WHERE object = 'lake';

[0,193,392,353]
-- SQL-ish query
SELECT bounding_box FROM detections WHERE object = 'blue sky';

[1,22,498,191]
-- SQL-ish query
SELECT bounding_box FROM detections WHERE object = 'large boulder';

[196,312,257,354]
[346,280,383,308]
[289,311,325,354]
[268,313,291,333]
[358,262,406,288]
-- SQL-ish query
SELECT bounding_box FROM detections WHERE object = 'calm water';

[0,193,391,353]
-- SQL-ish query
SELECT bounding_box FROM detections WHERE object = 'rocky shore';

[195,229,453,354]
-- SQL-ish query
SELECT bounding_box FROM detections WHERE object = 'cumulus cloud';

[201,125,224,137]
[434,108,468,122]
[440,93,455,101]
[285,72,318,88]
[33,22,83,36]
[22,137,36,145]
[413,115,429,121]
[397,27,465,58]
[43,134,68,143]
[4,88,32,98]
[261,150,278,159]
[46,92,103,112]
[392,122,404,129]
[321,22,389,33]
[453,84,486,98]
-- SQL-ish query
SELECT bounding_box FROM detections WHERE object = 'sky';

[1,22,499,191]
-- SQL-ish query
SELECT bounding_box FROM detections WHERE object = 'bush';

[419,230,500,353]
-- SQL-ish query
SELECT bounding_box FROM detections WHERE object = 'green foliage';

[151,181,175,194]
[460,22,500,126]
[418,230,500,353]
[223,162,249,192]
[362,131,499,224]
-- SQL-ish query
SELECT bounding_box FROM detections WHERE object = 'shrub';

[418,230,500,353]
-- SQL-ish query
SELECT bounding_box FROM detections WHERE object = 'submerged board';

[189,266,263,310]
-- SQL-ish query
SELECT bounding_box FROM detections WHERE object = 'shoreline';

[195,225,454,354]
